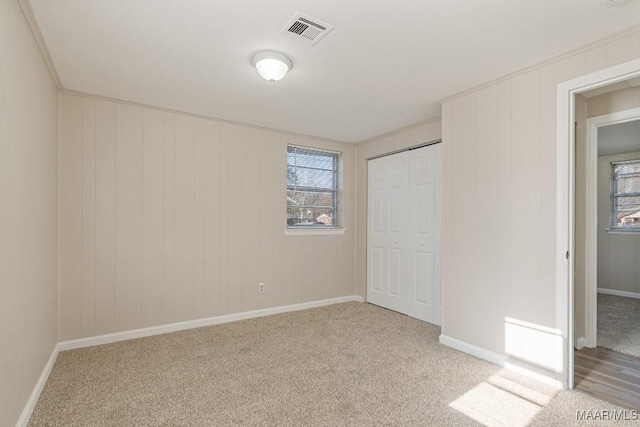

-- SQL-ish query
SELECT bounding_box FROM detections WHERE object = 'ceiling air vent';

[280,12,334,46]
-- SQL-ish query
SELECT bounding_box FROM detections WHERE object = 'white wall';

[441,30,640,369]
[588,85,640,118]
[58,93,356,341]
[0,1,59,425]
[354,120,442,297]
[597,150,640,296]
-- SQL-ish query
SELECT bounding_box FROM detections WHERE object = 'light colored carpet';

[598,293,640,358]
[29,302,624,426]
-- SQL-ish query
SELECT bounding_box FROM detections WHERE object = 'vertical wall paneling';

[162,112,176,323]
[114,104,143,332]
[0,2,59,423]
[218,124,230,315]
[605,33,640,67]
[59,94,83,341]
[174,115,196,322]
[204,120,221,317]
[441,29,640,361]
[226,126,243,314]
[496,80,513,340]
[142,109,164,327]
[538,63,560,324]
[81,97,96,337]
[60,95,355,341]
[474,87,500,351]
[268,135,286,308]
[241,128,260,312]
[258,134,275,309]
[586,46,607,74]
[446,96,476,341]
[193,119,207,319]
[94,100,116,335]
[511,70,542,323]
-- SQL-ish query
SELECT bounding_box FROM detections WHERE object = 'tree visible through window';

[287,145,340,227]
[611,160,640,229]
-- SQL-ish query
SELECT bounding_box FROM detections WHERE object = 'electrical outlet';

[259,282,265,293]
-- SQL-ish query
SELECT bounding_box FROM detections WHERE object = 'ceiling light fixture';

[252,51,293,82]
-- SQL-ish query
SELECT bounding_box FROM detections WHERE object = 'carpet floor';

[30,302,625,426]
[598,293,640,358]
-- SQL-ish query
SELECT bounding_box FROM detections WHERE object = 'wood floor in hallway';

[574,346,640,410]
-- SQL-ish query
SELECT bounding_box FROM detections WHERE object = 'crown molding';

[441,23,640,104]
[357,116,442,145]
[60,88,350,145]
[18,0,63,90]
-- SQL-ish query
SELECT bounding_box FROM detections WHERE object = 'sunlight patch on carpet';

[449,382,540,427]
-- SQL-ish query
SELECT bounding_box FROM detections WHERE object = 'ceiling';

[29,0,640,142]
[598,119,640,155]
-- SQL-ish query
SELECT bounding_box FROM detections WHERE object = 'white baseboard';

[597,288,640,300]
[439,334,563,389]
[15,343,61,427]
[439,334,507,366]
[18,295,363,426]
[58,295,364,351]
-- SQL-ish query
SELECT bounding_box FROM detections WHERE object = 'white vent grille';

[280,12,334,46]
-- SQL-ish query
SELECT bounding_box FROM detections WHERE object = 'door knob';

[420,241,424,246]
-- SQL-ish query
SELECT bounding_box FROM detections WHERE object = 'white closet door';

[367,151,409,314]
[367,144,442,326]
[406,145,442,325]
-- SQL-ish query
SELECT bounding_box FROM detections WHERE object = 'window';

[611,160,640,229]
[287,145,340,228]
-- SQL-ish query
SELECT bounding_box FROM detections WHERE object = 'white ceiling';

[598,119,640,155]
[30,0,640,142]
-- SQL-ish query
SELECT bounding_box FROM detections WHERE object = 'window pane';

[612,160,640,228]
[615,162,640,175]
[288,167,334,189]
[287,145,340,228]
[616,176,640,194]
[287,190,334,208]
[287,207,335,226]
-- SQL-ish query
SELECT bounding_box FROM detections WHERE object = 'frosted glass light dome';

[252,51,293,82]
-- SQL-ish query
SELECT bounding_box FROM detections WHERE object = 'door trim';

[557,57,640,390]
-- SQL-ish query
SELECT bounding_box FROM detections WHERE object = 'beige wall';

[441,31,640,360]
[354,120,442,297]
[588,85,640,118]
[597,150,640,296]
[0,1,59,426]
[58,93,355,341]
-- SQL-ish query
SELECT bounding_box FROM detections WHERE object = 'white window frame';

[285,145,345,235]
[610,159,640,232]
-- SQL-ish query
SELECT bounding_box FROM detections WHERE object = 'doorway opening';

[560,59,640,409]
[573,86,640,409]
[557,57,640,392]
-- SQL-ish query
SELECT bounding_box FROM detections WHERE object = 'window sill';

[606,228,640,235]
[284,228,347,236]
